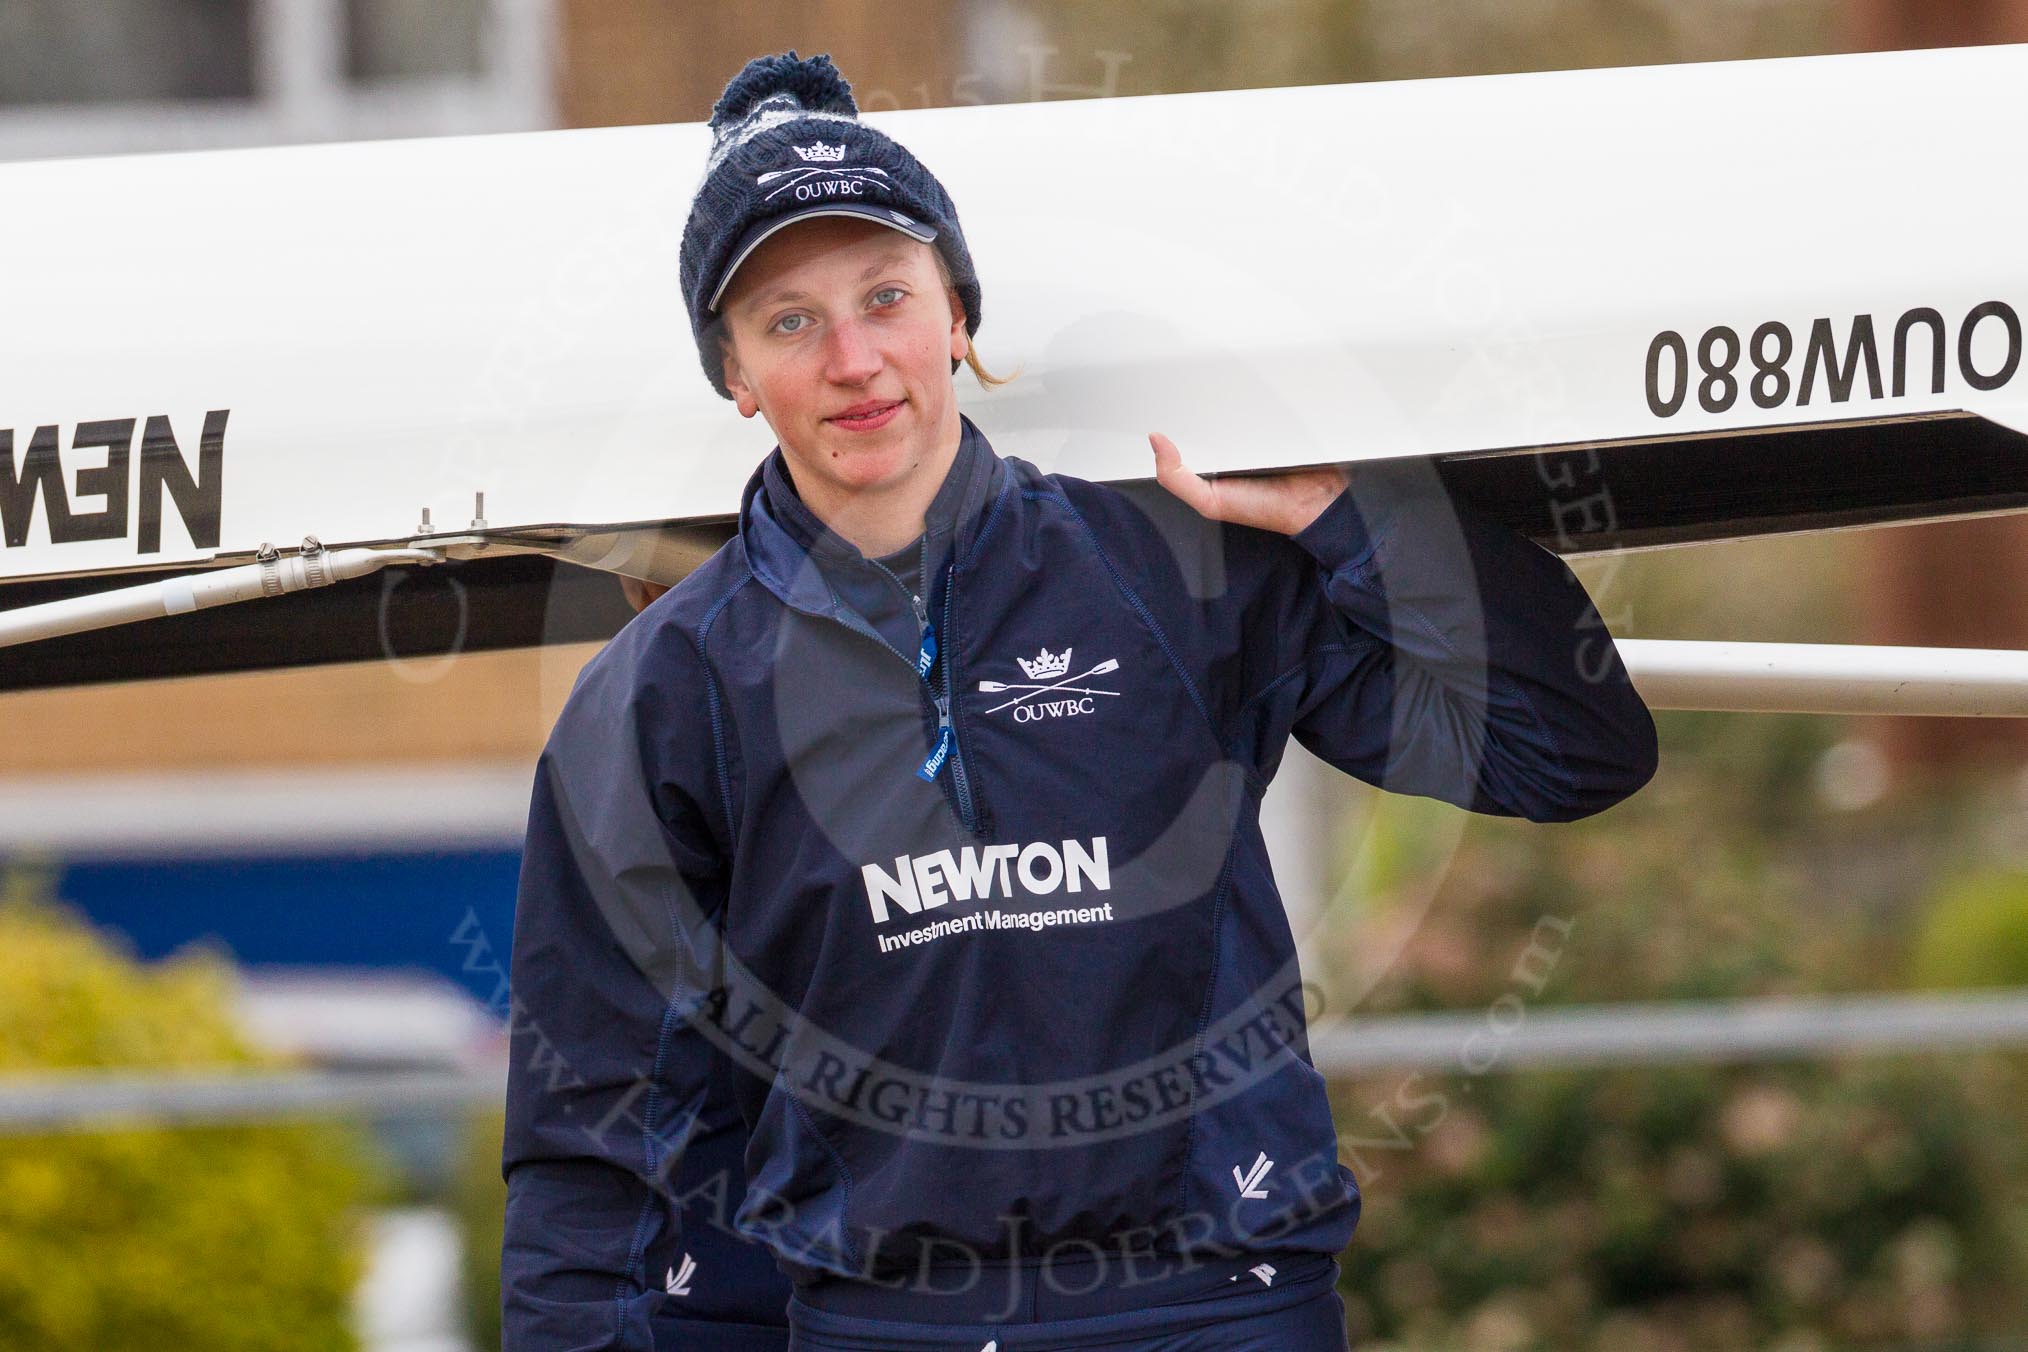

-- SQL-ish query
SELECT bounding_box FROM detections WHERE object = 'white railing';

[1618,638,2028,717]
[7,989,2027,1132]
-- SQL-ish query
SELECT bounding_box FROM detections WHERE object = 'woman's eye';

[772,313,808,335]
[872,287,905,307]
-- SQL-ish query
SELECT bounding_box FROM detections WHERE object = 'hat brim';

[706,204,940,314]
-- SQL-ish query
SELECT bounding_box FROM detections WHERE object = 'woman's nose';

[824,315,882,383]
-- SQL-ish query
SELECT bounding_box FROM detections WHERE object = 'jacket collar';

[739,411,1008,616]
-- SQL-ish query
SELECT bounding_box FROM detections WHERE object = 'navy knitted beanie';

[678,51,984,400]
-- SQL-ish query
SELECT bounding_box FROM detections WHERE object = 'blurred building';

[0,0,551,161]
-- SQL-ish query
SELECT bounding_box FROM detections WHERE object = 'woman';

[503,51,1658,1351]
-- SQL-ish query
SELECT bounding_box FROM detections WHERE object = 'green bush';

[455,1109,506,1350]
[1911,869,2028,991]
[1335,1053,2028,1350]
[0,875,383,1352]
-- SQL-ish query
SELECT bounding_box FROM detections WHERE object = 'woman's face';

[718,215,968,506]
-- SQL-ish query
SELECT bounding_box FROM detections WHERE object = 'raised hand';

[1149,432,1348,537]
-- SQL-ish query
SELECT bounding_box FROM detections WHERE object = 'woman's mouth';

[829,400,903,432]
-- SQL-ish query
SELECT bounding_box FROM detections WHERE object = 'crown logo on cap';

[1017,647,1072,681]
[792,140,847,162]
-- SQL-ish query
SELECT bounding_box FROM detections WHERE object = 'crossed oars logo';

[977,657,1121,715]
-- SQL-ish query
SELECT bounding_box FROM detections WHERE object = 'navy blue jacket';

[501,413,1657,1347]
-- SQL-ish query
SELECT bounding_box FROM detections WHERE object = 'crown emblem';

[791,140,847,162]
[1017,647,1072,681]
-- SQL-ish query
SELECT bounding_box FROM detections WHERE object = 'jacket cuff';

[1290,485,1384,575]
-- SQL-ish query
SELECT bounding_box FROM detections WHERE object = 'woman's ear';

[720,338,760,418]
[947,287,968,363]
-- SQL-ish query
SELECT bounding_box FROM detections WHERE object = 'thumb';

[1149,431,1185,478]
[1149,431,1221,519]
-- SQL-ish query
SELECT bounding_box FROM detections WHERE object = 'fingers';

[1150,436,1360,534]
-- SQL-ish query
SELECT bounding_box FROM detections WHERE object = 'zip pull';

[905,573,934,677]
[908,533,942,680]
[916,697,953,781]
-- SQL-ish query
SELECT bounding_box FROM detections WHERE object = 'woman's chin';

[817,432,918,485]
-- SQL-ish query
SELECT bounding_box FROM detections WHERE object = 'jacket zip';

[939,563,977,827]
[861,539,976,832]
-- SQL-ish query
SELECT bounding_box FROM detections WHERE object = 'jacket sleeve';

[1227,456,1658,822]
[500,624,737,1349]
